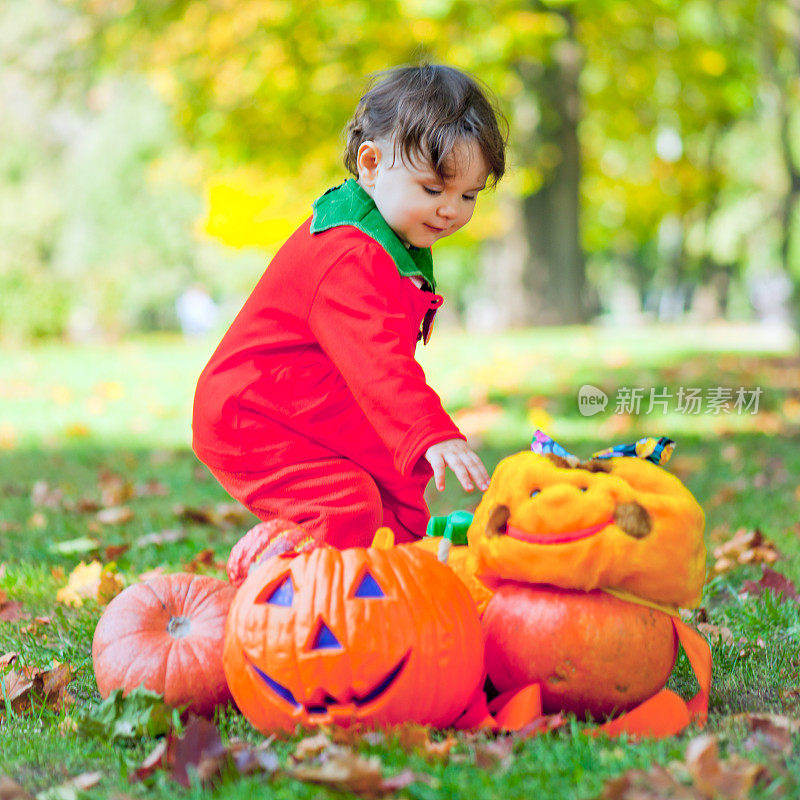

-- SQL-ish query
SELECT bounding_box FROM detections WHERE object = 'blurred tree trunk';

[762,0,800,272]
[515,12,588,325]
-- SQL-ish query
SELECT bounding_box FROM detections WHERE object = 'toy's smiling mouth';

[506,518,613,545]
[248,652,410,714]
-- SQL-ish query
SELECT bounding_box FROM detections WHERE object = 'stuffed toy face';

[468,452,706,608]
[223,544,484,733]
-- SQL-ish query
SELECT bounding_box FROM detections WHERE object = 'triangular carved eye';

[353,572,384,598]
[259,576,294,606]
[311,621,341,650]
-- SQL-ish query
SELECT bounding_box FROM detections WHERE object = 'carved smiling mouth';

[506,518,614,545]
[248,652,410,714]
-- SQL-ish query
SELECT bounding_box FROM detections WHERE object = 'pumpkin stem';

[371,527,395,549]
[167,616,191,638]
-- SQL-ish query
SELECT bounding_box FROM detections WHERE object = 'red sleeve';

[307,241,465,477]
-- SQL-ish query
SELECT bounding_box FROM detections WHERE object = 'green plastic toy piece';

[425,510,474,546]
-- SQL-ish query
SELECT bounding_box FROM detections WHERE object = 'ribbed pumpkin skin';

[483,584,677,718]
[92,573,236,717]
[227,518,316,588]
[224,545,484,733]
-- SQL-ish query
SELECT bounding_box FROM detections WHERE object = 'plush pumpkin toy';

[469,449,706,608]
[223,530,484,734]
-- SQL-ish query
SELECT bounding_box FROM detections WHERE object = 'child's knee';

[316,470,383,548]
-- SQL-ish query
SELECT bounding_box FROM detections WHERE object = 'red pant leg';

[209,458,391,548]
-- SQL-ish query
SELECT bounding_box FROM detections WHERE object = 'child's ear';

[356,141,382,187]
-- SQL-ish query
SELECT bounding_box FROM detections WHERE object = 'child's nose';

[437,198,457,219]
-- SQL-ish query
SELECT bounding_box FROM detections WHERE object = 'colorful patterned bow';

[531,430,675,467]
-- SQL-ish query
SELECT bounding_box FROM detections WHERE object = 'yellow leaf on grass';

[56,561,124,607]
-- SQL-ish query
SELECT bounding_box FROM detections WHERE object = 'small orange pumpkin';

[227,518,316,588]
[92,573,236,717]
[223,541,484,733]
[483,583,678,718]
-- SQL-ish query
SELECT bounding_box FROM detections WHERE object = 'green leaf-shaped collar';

[311,179,435,290]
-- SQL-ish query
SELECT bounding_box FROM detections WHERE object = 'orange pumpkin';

[92,573,236,717]
[223,542,484,733]
[227,518,316,588]
[483,583,678,718]
[469,452,706,608]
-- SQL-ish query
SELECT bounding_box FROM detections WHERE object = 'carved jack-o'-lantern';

[468,452,706,608]
[223,542,484,733]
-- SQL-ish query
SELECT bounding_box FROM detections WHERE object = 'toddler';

[192,63,507,547]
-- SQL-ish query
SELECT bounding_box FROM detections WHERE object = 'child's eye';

[423,186,441,195]
[462,194,477,202]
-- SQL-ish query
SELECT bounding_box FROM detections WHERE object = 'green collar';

[310,179,435,290]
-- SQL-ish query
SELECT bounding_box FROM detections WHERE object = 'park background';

[2,0,800,342]
[2,2,800,798]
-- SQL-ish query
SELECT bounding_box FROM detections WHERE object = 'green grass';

[2,323,800,798]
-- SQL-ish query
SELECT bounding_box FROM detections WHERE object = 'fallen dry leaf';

[27,512,46,530]
[30,481,64,509]
[214,502,252,526]
[135,529,187,548]
[711,528,780,577]
[172,504,216,525]
[172,503,250,528]
[598,764,698,799]
[134,480,169,498]
[130,740,169,784]
[56,561,124,608]
[229,738,280,776]
[739,567,799,602]
[0,652,19,668]
[735,712,800,756]
[516,712,568,738]
[288,747,384,795]
[169,716,228,788]
[474,736,515,769]
[98,472,135,507]
[293,732,335,762]
[96,506,134,525]
[0,594,26,623]
[1,662,75,716]
[0,775,36,800]
[696,623,735,645]
[103,544,131,562]
[70,496,101,513]
[130,716,280,787]
[685,734,767,800]
[183,549,225,573]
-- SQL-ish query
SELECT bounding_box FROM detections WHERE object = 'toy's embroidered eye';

[530,489,540,498]
[353,572,385,598]
[310,621,342,650]
[259,576,294,606]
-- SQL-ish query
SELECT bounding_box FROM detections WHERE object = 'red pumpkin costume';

[192,180,464,547]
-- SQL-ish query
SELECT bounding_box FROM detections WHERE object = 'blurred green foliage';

[1,0,799,338]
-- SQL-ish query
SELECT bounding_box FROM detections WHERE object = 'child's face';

[357,138,489,249]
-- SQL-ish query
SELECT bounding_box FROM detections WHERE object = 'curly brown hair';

[344,64,507,187]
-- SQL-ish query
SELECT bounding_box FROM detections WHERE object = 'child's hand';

[425,439,490,493]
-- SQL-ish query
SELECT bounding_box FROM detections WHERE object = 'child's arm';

[425,439,490,493]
